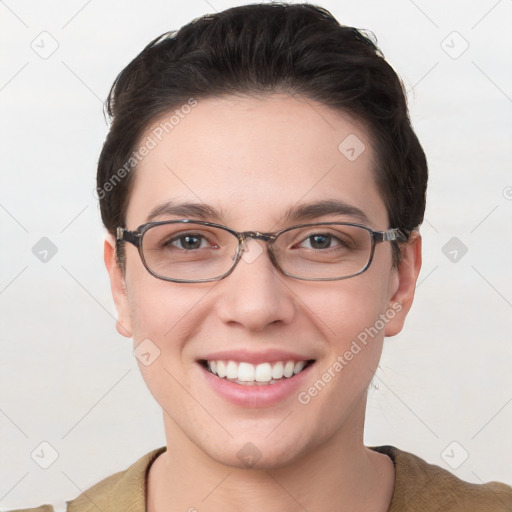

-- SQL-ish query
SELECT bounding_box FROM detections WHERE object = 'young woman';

[12,3,512,511]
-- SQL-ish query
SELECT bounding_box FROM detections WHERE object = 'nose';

[214,238,296,332]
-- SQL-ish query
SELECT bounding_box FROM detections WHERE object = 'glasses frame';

[116,219,406,283]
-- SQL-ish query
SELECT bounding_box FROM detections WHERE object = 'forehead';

[125,93,387,229]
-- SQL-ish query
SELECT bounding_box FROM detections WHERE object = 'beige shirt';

[8,445,512,511]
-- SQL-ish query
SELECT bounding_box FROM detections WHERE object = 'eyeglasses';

[116,220,406,283]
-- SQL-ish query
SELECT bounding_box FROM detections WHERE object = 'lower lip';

[199,362,314,407]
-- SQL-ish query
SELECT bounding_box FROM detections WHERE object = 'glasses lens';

[141,223,238,281]
[273,224,372,280]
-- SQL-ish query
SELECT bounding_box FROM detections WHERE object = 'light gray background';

[1,0,511,508]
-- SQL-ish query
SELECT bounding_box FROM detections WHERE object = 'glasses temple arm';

[116,227,141,247]
[377,228,408,243]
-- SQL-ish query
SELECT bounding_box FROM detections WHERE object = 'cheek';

[125,276,221,374]
[126,280,212,421]
[292,275,391,350]
[293,280,390,433]
[126,271,208,342]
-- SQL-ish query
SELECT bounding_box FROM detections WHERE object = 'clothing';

[7,445,512,511]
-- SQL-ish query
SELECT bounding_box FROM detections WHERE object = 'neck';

[147,401,395,512]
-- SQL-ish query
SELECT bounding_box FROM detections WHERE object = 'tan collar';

[67,445,512,511]
[68,446,166,511]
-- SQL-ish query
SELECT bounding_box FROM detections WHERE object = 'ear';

[384,231,422,337]
[104,234,133,338]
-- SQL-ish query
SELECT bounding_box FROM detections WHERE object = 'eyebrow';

[145,201,223,223]
[145,199,370,225]
[283,199,370,225]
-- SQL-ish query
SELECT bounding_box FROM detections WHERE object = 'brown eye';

[306,234,332,249]
[298,233,349,250]
[168,234,206,250]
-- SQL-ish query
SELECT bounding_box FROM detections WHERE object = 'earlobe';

[104,234,133,339]
[384,231,422,337]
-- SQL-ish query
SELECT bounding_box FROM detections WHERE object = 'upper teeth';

[208,360,307,383]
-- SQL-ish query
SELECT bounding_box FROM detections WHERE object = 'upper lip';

[199,349,315,365]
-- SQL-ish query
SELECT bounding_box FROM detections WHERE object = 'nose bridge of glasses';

[239,231,276,245]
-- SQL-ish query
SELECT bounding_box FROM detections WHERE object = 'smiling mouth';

[200,359,315,385]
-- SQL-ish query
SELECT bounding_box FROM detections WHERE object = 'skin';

[104,93,422,511]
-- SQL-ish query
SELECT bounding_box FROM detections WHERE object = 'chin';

[200,430,314,471]
[212,447,300,470]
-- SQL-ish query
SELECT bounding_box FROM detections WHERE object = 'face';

[105,93,420,469]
